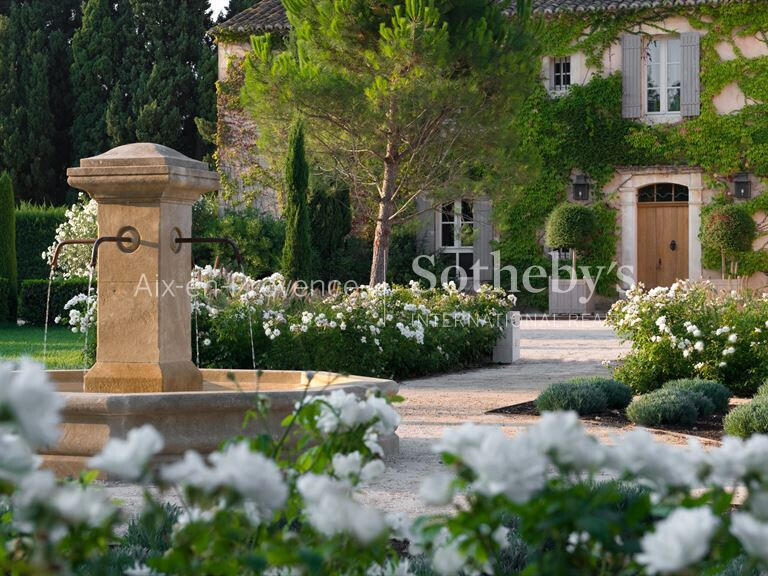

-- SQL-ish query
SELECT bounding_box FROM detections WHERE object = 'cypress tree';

[71,0,119,159]
[0,172,17,319]
[281,120,312,282]
[0,0,79,203]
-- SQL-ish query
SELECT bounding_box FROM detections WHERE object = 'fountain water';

[37,143,398,476]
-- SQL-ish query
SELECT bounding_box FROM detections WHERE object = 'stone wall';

[216,40,280,215]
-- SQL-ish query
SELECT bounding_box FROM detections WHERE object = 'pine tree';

[0,171,17,319]
[281,120,312,282]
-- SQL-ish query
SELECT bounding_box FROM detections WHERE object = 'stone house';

[212,0,768,290]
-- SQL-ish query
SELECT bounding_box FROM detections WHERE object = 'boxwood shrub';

[15,203,66,282]
[662,379,732,414]
[625,388,701,427]
[18,278,91,326]
[536,379,608,415]
[723,399,768,438]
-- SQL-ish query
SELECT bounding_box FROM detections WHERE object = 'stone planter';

[492,312,521,364]
[548,278,595,315]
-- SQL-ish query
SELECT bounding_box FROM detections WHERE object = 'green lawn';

[0,324,84,369]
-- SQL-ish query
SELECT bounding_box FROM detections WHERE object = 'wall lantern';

[573,174,590,201]
[734,172,751,199]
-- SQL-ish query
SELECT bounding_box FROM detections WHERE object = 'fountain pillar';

[67,143,219,393]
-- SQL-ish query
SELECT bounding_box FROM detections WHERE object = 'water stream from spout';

[239,266,257,371]
[83,265,96,374]
[193,298,200,367]
[42,269,55,362]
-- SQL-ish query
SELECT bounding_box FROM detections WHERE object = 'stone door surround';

[618,166,703,287]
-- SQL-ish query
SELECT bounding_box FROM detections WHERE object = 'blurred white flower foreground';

[3,360,768,575]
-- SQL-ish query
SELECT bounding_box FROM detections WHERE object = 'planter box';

[549,278,595,315]
[493,311,521,364]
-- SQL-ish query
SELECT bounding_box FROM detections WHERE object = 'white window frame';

[644,36,682,117]
[436,200,474,276]
[552,56,571,92]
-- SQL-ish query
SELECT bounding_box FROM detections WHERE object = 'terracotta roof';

[212,0,750,37]
[210,0,289,36]
[529,0,746,14]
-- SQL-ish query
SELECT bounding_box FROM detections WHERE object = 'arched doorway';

[636,183,689,287]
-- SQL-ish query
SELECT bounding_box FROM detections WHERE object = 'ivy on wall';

[498,1,768,306]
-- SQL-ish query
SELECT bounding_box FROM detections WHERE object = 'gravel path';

[105,319,683,519]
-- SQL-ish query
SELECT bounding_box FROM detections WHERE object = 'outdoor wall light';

[573,174,590,201]
[734,172,751,199]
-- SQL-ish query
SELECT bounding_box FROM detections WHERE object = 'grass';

[0,323,84,368]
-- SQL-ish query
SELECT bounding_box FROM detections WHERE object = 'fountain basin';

[43,369,399,477]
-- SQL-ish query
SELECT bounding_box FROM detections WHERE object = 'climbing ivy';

[499,0,768,305]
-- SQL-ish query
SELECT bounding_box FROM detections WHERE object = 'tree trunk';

[369,160,397,286]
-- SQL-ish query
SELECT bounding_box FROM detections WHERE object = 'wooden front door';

[637,203,689,288]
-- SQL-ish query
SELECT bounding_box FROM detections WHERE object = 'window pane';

[458,252,475,277]
[441,223,454,247]
[668,88,681,112]
[638,186,655,202]
[647,40,660,67]
[461,201,473,222]
[667,38,681,64]
[674,185,689,202]
[647,89,661,112]
[441,203,453,222]
[667,62,680,89]
[656,183,674,202]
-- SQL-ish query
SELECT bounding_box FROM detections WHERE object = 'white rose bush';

[4,362,768,574]
[607,282,768,396]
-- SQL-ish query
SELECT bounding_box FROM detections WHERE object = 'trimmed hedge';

[723,399,768,438]
[536,377,632,415]
[756,381,768,398]
[18,278,91,326]
[15,203,66,282]
[662,379,732,414]
[625,388,701,427]
[0,277,8,323]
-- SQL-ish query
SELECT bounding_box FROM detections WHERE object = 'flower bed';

[188,267,516,379]
[607,282,768,396]
[4,361,768,574]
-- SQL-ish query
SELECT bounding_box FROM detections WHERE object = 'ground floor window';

[438,200,474,277]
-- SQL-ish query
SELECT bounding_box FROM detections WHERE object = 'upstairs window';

[646,38,681,114]
[552,57,571,92]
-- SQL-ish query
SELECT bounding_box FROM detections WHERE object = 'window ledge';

[642,112,683,125]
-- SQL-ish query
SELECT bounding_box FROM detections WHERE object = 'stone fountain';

[41,143,398,475]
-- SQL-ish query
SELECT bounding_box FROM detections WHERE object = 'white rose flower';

[360,459,386,483]
[635,507,719,574]
[431,540,465,576]
[332,451,362,479]
[0,430,40,483]
[88,424,164,481]
[731,513,768,562]
[53,484,114,527]
[0,359,63,447]
[419,473,455,506]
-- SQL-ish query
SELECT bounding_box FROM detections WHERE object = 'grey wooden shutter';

[472,197,493,283]
[681,32,701,117]
[547,57,554,91]
[415,194,435,254]
[622,34,643,119]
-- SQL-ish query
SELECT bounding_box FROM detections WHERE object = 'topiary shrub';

[723,398,768,438]
[756,381,768,398]
[662,379,732,414]
[536,380,608,415]
[544,203,596,270]
[0,277,8,323]
[625,388,700,427]
[0,172,17,320]
[700,203,757,279]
